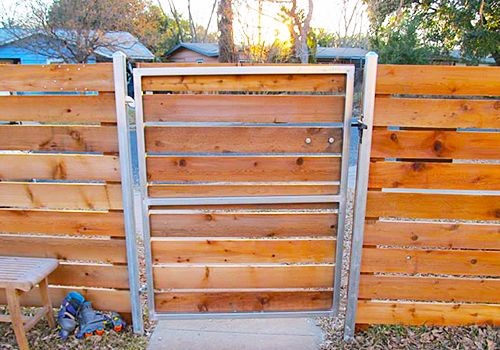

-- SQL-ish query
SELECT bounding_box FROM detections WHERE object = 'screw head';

[305,137,312,144]
[328,137,335,144]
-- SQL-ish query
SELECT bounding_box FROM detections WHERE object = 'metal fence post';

[113,52,144,334]
[333,65,355,317]
[344,52,378,340]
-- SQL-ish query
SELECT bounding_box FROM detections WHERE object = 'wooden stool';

[0,257,59,350]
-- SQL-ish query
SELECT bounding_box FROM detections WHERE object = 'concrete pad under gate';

[148,318,323,350]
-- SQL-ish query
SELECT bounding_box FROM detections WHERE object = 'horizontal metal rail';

[147,195,341,206]
[136,65,354,77]
[153,310,334,321]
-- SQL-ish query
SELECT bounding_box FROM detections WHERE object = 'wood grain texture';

[145,127,342,153]
[361,247,500,276]
[49,264,129,289]
[359,275,500,303]
[0,182,123,210]
[364,220,500,250]
[0,125,118,153]
[142,74,346,92]
[150,212,337,237]
[151,238,335,264]
[148,184,339,197]
[0,64,114,92]
[0,209,124,237]
[369,161,500,190]
[366,192,500,220]
[0,95,116,122]
[0,287,130,313]
[376,65,500,96]
[0,154,120,181]
[0,236,126,263]
[147,156,341,182]
[143,94,344,122]
[153,265,334,289]
[371,129,500,160]
[155,290,332,312]
[356,300,500,326]
[374,97,500,128]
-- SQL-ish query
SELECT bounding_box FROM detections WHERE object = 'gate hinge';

[351,117,368,144]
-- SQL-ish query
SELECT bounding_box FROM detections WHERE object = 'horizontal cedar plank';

[149,184,339,197]
[374,97,500,128]
[155,291,332,312]
[369,162,500,190]
[0,63,114,92]
[150,212,337,237]
[0,154,120,181]
[0,125,118,153]
[376,65,500,96]
[49,263,129,289]
[0,235,126,263]
[0,209,124,237]
[0,182,122,210]
[153,265,334,289]
[147,156,340,182]
[364,220,500,249]
[151,238,335,263]
[143,94,344,123]
[356,300,500,326]
[371,129,499,160]
[359,275,500,303]
[361,247,500,276]
[146,127,342,153]
[366,192,500,220]
[141,74,345,92]
[0,287,130,313]
[0,95,116,122]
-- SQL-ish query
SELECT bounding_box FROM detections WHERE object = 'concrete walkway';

[148,318,323,350]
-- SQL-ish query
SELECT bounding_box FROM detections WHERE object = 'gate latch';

[351,117,368,144]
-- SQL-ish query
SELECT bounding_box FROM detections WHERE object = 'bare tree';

[2,0,150,63]
[166,0,186,42]
[278,0,314,63]
[218,0,236,62]
[202,0,218,42]
[187,0,198,42]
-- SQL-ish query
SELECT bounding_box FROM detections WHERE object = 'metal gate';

[133,64,354,320]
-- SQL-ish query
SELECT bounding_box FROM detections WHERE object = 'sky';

[1,0,369,44]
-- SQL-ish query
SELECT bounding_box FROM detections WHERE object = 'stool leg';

[39,278,55,328]
[6,288,29,350]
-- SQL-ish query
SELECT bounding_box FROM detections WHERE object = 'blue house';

[0,28,154,64]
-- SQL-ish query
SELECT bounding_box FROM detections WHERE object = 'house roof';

[167,42,219,57]
[0,28,154,61]
[315,47,368,60]
[166,43,368,60]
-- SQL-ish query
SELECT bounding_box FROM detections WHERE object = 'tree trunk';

[298,0,313,63]
[218,0,236,62]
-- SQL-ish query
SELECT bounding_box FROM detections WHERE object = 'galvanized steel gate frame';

[130,64,356,322]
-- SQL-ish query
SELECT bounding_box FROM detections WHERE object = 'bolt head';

[305,137,312,144]
[328,137,335,144]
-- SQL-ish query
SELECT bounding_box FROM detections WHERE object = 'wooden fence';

[353,64,500,328]
[134,64,353,317]
[0,61,136,323]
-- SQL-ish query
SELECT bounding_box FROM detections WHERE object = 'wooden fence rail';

[0,57,141,331]
[346,59,500,338]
